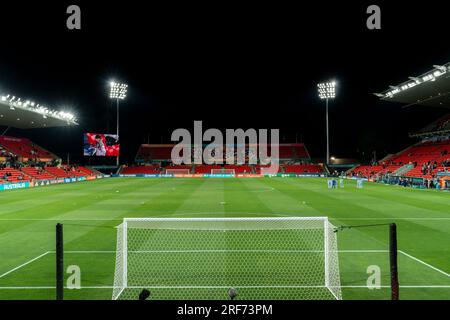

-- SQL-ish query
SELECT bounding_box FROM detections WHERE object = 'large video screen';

[83,133,120,157]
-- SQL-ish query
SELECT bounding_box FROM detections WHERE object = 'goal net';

[165,168,190,175]
[211,168,235,175]
[112,217,342,300]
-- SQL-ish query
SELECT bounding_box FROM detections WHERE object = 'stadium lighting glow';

[317,80,337,165]
[0,91,78,124]
[377,62,450,99]
[109,81,128,100]
[318,81,336,100]
[108,80,128,167]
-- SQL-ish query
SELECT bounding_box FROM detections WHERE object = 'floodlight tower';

[317,81,336,165]
[109,81,128,167]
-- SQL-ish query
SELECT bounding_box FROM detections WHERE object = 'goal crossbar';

[211,169,235,175]
[165,169,190,175]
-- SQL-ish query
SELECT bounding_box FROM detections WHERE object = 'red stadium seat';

[0,136,57,161]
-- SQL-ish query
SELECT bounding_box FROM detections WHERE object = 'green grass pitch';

[0,177,448,300]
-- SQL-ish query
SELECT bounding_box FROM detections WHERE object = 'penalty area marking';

[0,249,447,290]
[399,250,449,278]
[0,251,51,279]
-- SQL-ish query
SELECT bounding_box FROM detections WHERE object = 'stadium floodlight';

[318,82,336,100]
[317,81,337,165]
[108,80,128,167]
[110,81,128,100]
[0,91,77,124]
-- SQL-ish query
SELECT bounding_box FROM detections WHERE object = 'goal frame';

[210,168,235,175]
[165,168,190,175]
[113,216,341,300]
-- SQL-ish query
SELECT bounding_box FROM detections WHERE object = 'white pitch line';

[399,250,449,278]
[0,252,50,279]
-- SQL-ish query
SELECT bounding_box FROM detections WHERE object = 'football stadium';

[0,2,449,305]
[0,64,449,301]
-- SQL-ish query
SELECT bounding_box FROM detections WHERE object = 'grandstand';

[348,63,450,186]
[0,134,97,181]
[0,136,58,161]
[348,138,450,180]
[0,94,98,187]
[125,143,324,175]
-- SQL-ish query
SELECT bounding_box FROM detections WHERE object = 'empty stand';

[0,136,57,161]
[348,139,450,179]
[283,164,323,173]
[21,167,56,180]
[0,168,31,183]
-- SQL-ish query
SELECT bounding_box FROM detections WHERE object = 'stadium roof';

[0,93,78,129]
[375,62,450,108]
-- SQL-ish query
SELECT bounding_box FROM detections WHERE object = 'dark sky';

[0,1,449,164]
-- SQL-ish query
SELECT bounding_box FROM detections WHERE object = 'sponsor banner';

[265,173,295,177]
[32,177,91,188]
[203,174,235,178]
[33,180,51,187]
[349,176,369,181]
[0,181,30,191]
[295,173,324,177]
[236,174,263,178]
[118,173,206,178]
[264,173,325,178]
[172,174,203,178]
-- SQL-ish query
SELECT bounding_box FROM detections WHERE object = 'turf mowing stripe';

[399,250,450,277]
[1,217,450,221]
[0,251,50,279]
[44,249,389,254]
[0,285,449,290]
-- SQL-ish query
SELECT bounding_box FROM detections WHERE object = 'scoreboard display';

[83,133,120,157]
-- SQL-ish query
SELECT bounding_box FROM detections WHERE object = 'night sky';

[0,1,449,165]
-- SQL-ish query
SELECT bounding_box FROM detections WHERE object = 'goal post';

[211,168,235,175]
[165,168,190,175]
[112,217,342,300]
